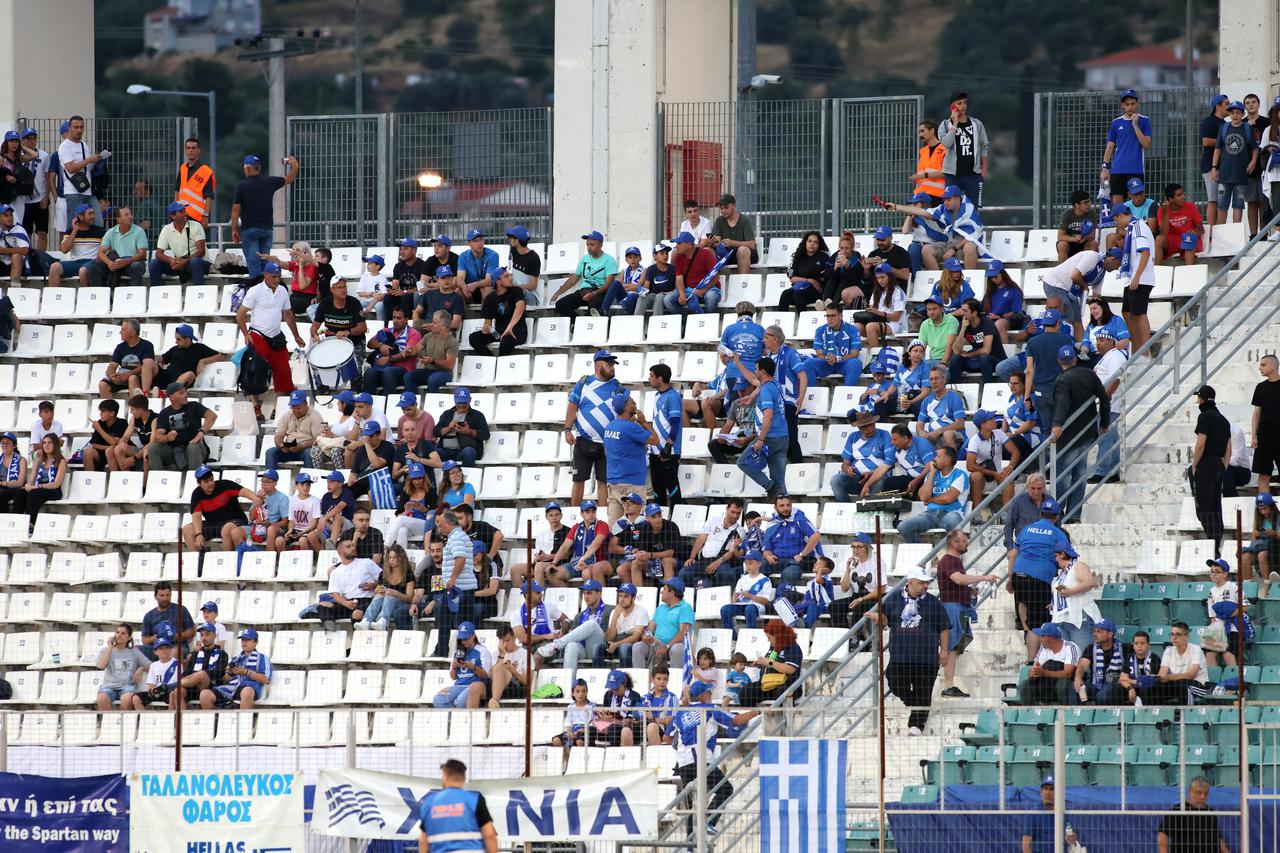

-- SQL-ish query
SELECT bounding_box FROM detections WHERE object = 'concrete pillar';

[1219,0,1278,99]
[553,0,736,243]
[0,0,95,128]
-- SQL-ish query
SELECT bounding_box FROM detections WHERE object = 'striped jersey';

[568,375,622,443]
[842,428,895,474]
[650,386,684,455]
[813,322,862,359]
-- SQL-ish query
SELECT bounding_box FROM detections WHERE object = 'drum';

[307,337,358,390]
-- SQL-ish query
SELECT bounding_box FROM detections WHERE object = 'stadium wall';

[0,0,95,129]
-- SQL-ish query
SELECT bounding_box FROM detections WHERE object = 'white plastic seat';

[50,324,90,357]
[146,285,184,317]
[684,313,721,342]
[609,315,646,345]
[343,670,384,703]
[725,273,764,304]
[40,287,78,319]
[677,350,718,383]
[988,230,1026,263]
[202,322,241,354]
[533,317,571,347]
[545,242,579,275]
[300,670,344,706]
[12,324,52,357]
[182,285,221,316]
[51,363,92,395]
[458,355,497,387]
[143,470,184,504]
[9,287,41,319]
[111,287,149,318]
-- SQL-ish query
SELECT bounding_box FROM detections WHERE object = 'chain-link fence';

[1034,86,1216,226]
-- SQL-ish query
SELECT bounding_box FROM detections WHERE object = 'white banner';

[129,771,305,853]
[315,767,658,842]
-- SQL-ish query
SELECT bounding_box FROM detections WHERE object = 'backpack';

[90,156,110,198]
[238,345,271,396]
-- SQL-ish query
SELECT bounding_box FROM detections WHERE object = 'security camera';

[750,74,782,87]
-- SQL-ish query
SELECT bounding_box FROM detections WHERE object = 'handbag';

[66,143,91,193]
[268,332,288,351]
[761,669,788,691]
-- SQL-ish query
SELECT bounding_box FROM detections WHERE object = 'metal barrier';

[1033,86,1216,227]
[833,96,924,233]
[285,113,388,248]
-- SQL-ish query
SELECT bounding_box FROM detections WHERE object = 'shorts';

[22,203,48,233]
[98,686,138,702]
[553,563,582,579]
[1219,182,1247,210]
[1253,433,1280,476]
[1109,172,1143,199]
[927,238,967,261]
[201,521,225,542]
[1004,433,1035,460]
[1202,171,1220,206]
[1042,284,1082,325]
[942,601,974,652]
[154,366,187,388]
[589,720,642,747]
[1121,283,1153,315]
[571,438,606,483]
[1245,176,1266,203]
[1011,573,1051,633]
[102,377,132,394]
[501,680,527,701]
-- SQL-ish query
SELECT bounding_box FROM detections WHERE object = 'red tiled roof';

[1082,45,1214,68]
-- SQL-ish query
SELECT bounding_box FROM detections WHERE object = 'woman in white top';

[832,533,887,628]
[1158,621,1209,704]
[854,264,907,348]
[1262,99,1280,238]
[1048,544,1101,652]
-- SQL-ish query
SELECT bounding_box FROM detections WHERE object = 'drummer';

[310,278,367,350]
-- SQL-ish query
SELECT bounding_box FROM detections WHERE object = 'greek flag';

[366,467,397,511]
[759,738,847,853]
[324,783,386,829]
[681,634,694,696]
[696,252,731,289]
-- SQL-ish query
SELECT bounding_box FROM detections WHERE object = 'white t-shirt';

[23,147,50,203]
[57,138,91,190]
[357,271,387,297]
[1093,348,1126,394]
[871,286,909,335]
[198,620,231,647]
[1206,581,1239,621]
[611,604,650,637]
[242,281,292,337]
[732,572,774,614]
[839,550,889,600]
[31,418,64,452]
[1041,250,1101,293]
[328,558,380,600]
[288,494,322,533]
[679,217,713,242]
[534,524,565,558]
[145,656,180,688]
[1121,220,1157,286]
[1160,643,1207,683]
[1034,640,1081,668]
[495,643,530,680]
[698,515,745,559]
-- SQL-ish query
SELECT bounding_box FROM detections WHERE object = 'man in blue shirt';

[1099,88,1153,205]
[881,423,938,494]
[602,390,660,524]
[432,621,493,709]
[565,350,621,509]
[831,410,895,501]
[1024,308,1075,432]
[761,495,823,586]
[1011,497,1070,659]
[418,759,499,852]
[670,680,758,838]
[720,301,764,384]
[797,305,863,406]
[738,356,790,497]
[1198,94,1230,228]
[762,324,806,462]
[1020,776,1059,853]
[915,365,967,451]
[648,363,684,506]
[898,446,969,543]
[636,578,694,670]
[550,229,618,316]
[456,228,501,305]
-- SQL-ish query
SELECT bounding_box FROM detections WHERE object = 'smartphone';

[949,102,959,113]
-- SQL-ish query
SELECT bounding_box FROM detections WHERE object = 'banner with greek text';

[129,771,304,853]
[314,767,658,842]
[0,772,128,852]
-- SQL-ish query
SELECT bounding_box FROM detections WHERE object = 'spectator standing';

[57,116,104,220]
[1089,331,1125,483]
[1191,385,1231,556]
[1048,544,1101,651]
[898,446,969,543]
[149,201,210,287]
[565,350,621,509]
[551,229,617,315]
[1244,94,1271,238]
[738,356,790,497]
[938,93,988,206]
[457,228,500,304]
[1023,309,1074,431]
[174,136,215,226]
[721,301,764,390]
[1157,778,1229,853]
[911,120,946,203]
[235,262,307,398]
[147,324,223,392]
[18,129,50,251]
[831,411,895,501]
[707,193,758,273]
[936,530,998,698]
[1155,183,1206,264]
[1020,623,1080,705]
[777,232,828,312]
[435,387,490,466]
[1212,101,1258,226]
[265,390,326,468]
[1050,345,1111,524]
[1003,475,1047,575]
[1099,89,1153,205]
[230,154,298,279]
[761,495,822,586]
[431,510,478,657]
[95,206,148,287]
[875,567,948,734]
[1011,498,1070,661]
[1253,354,1280,495]
[761,324,805,462]
[148,384,216,472]
[1038,251,1122,341]
[670,681,756,837]
[416,760,500,853]
[469,268,527,356]
[648,364,684,506]
[1200,95,1231,226]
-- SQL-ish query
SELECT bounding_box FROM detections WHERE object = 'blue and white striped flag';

[681,635,694,699]
[365,467,397,511]
[759,738,847,853]
[696,252,731,290]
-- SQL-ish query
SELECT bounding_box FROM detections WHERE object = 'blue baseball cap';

[909,192,931,203]
[972,409,995,426]
[852,532,872,544]
[1207,557,1231,572]
[430,234,452,247]
[675,231,696,245]
[689,681,713,700]
[1041,308,1062,325]
[605,669,627,689]
[624,245,641,256]
[618,582,638,596]
[582,579,603,592]
[505,225,530,241]
[743,549,764,562]
[581,229,604,242]
[238,628,259,640]
[59,121,70,134]
[1057,344,1078,362]
[362,254,385,266]
[653,241,672,254]
[154,638,174,649]
[985,259,1005,277]
[1041,775,1056,787]
[522,581,544,594]
[1040,497,1061,516]
[288,390,308,406]
[175,323,198,341]
[1032,623,1062,639]
[610,390,631,412]
[1211,94,1229,107]
[472,540,485,555]
[262,261,281,275]
[1106,246,1124,259]
[19,128,37,138]
[0,432,16,444]
[294,472,313,484]
[195,464,214,479]
[1229,100,1246,112]
[1111,202,1131,217]
[163,201,190,215]
[1055,542,1079,559]
[491,266,507,280]
[197,623,218,634]
[874,262,892,276]
[456,621,476,640]
[1258,493,1277,507]
[453,387,472,403]
[0,205,11,216]
[873,225,893,240]
[394,392,416,409]
[2,131,17,142]
[360,421,382,436]
[435,264,454,277]
[941,185,964,199]
[74,203,93,216]
[622,492,644,505]
[398,237,419,248]
[943,257,964,272]
[441,460,460,471]
[407,462,427,479]
[326,471,345,482]
[259,469,279,481]
[644,502,663,516]
[545,501,561,511]
[1078,219,1096,237]
[1094,329,1115,341]
[1120,88,1138,101]
[576,499,596,512]
[1126,178,1145,195]
[200,601,219,612]
[1095,618,1116,633]
[662,577,685,595]
[466,228,484,240]
[243,155,261,166]
[336,389,356,403]
[593,349,618,363]
[353,392,374,404]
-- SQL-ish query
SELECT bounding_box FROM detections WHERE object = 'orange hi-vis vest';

[915,144,946,199]
[177,162,215,223]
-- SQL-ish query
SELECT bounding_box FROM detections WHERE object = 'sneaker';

[538,640,560,659]
[353,619,369,630]
[322,618,337,633]
[372,619,388,631]
[941,686,969,698]
[908,726,922,736]
[706,821,720,838]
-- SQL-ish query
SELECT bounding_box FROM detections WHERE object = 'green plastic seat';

[1144,625,1172,647]
[925,745,974,786]
[1086,707,1134,746]
[1129,707,1175,746]
[1169,583,1213,627]
[1219,665,1262,699]
[1099,583,1135,626]
[899,784,938,804]
[1010,746,1054,787]
[1064,745,1097,787]
[1217,706,1262,744]
[1090,745,1135,786]
[968,745,1012,786]
[1131,583,1174,626]
[1255,626,1280,666]
[1183,744,1219,778]
[1131,745,1178,786]
[1244,580,1260,600]
[1115,625,1136,644]
[1260,583,1280,624]
[958,708,1003,746]
[1255,666,1280,701]
[1062,708,1093,746]
[1179,707,1214,746]
[1008,708,1057,746]
[1217,745,1262,787]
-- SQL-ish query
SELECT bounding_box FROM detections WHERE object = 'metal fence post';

[1032,94,1042,229]
[829,99,840,236]
[696,708,708,853]
[1053,714,1065,851]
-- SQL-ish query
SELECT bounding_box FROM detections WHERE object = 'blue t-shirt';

[918,390,967,432]
[925,466,969,512]
[1014,518,1071,584]
[813,321,862,359]
[1199,114,1226,173]
[652,600,694,645]
[1025,332,1075,391]
[881,590,950,665]
[142,603,196,654]
[928,280,975,314]
[721,318,765,380]
[111,338,156,371]
[1020,812,1055,853]
[774,344,804,405]
[457,247,500,284]
[1217,121,1257,185]
[261,489,290,523]
[652,387,684,454]
[755,380,789,439]
[443,482,477,507]
[988,284,1023,317]
[1083,316,1131,354]
[898,436,937,478]
[842,428,895,474]
[602,417,651,485]
[1107,113,1153,174]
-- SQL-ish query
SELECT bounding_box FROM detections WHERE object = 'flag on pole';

[759,738,847,853]
[681,634,694,699]
[365,467,397,511]
[696,252,731,290]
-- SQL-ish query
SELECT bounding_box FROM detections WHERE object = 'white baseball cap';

[904,566,933,584]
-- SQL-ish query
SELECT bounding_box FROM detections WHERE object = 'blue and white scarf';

[520,602,552,636]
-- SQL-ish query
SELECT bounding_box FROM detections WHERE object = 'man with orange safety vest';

[910,120,946,204]
[174,137,215,225]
